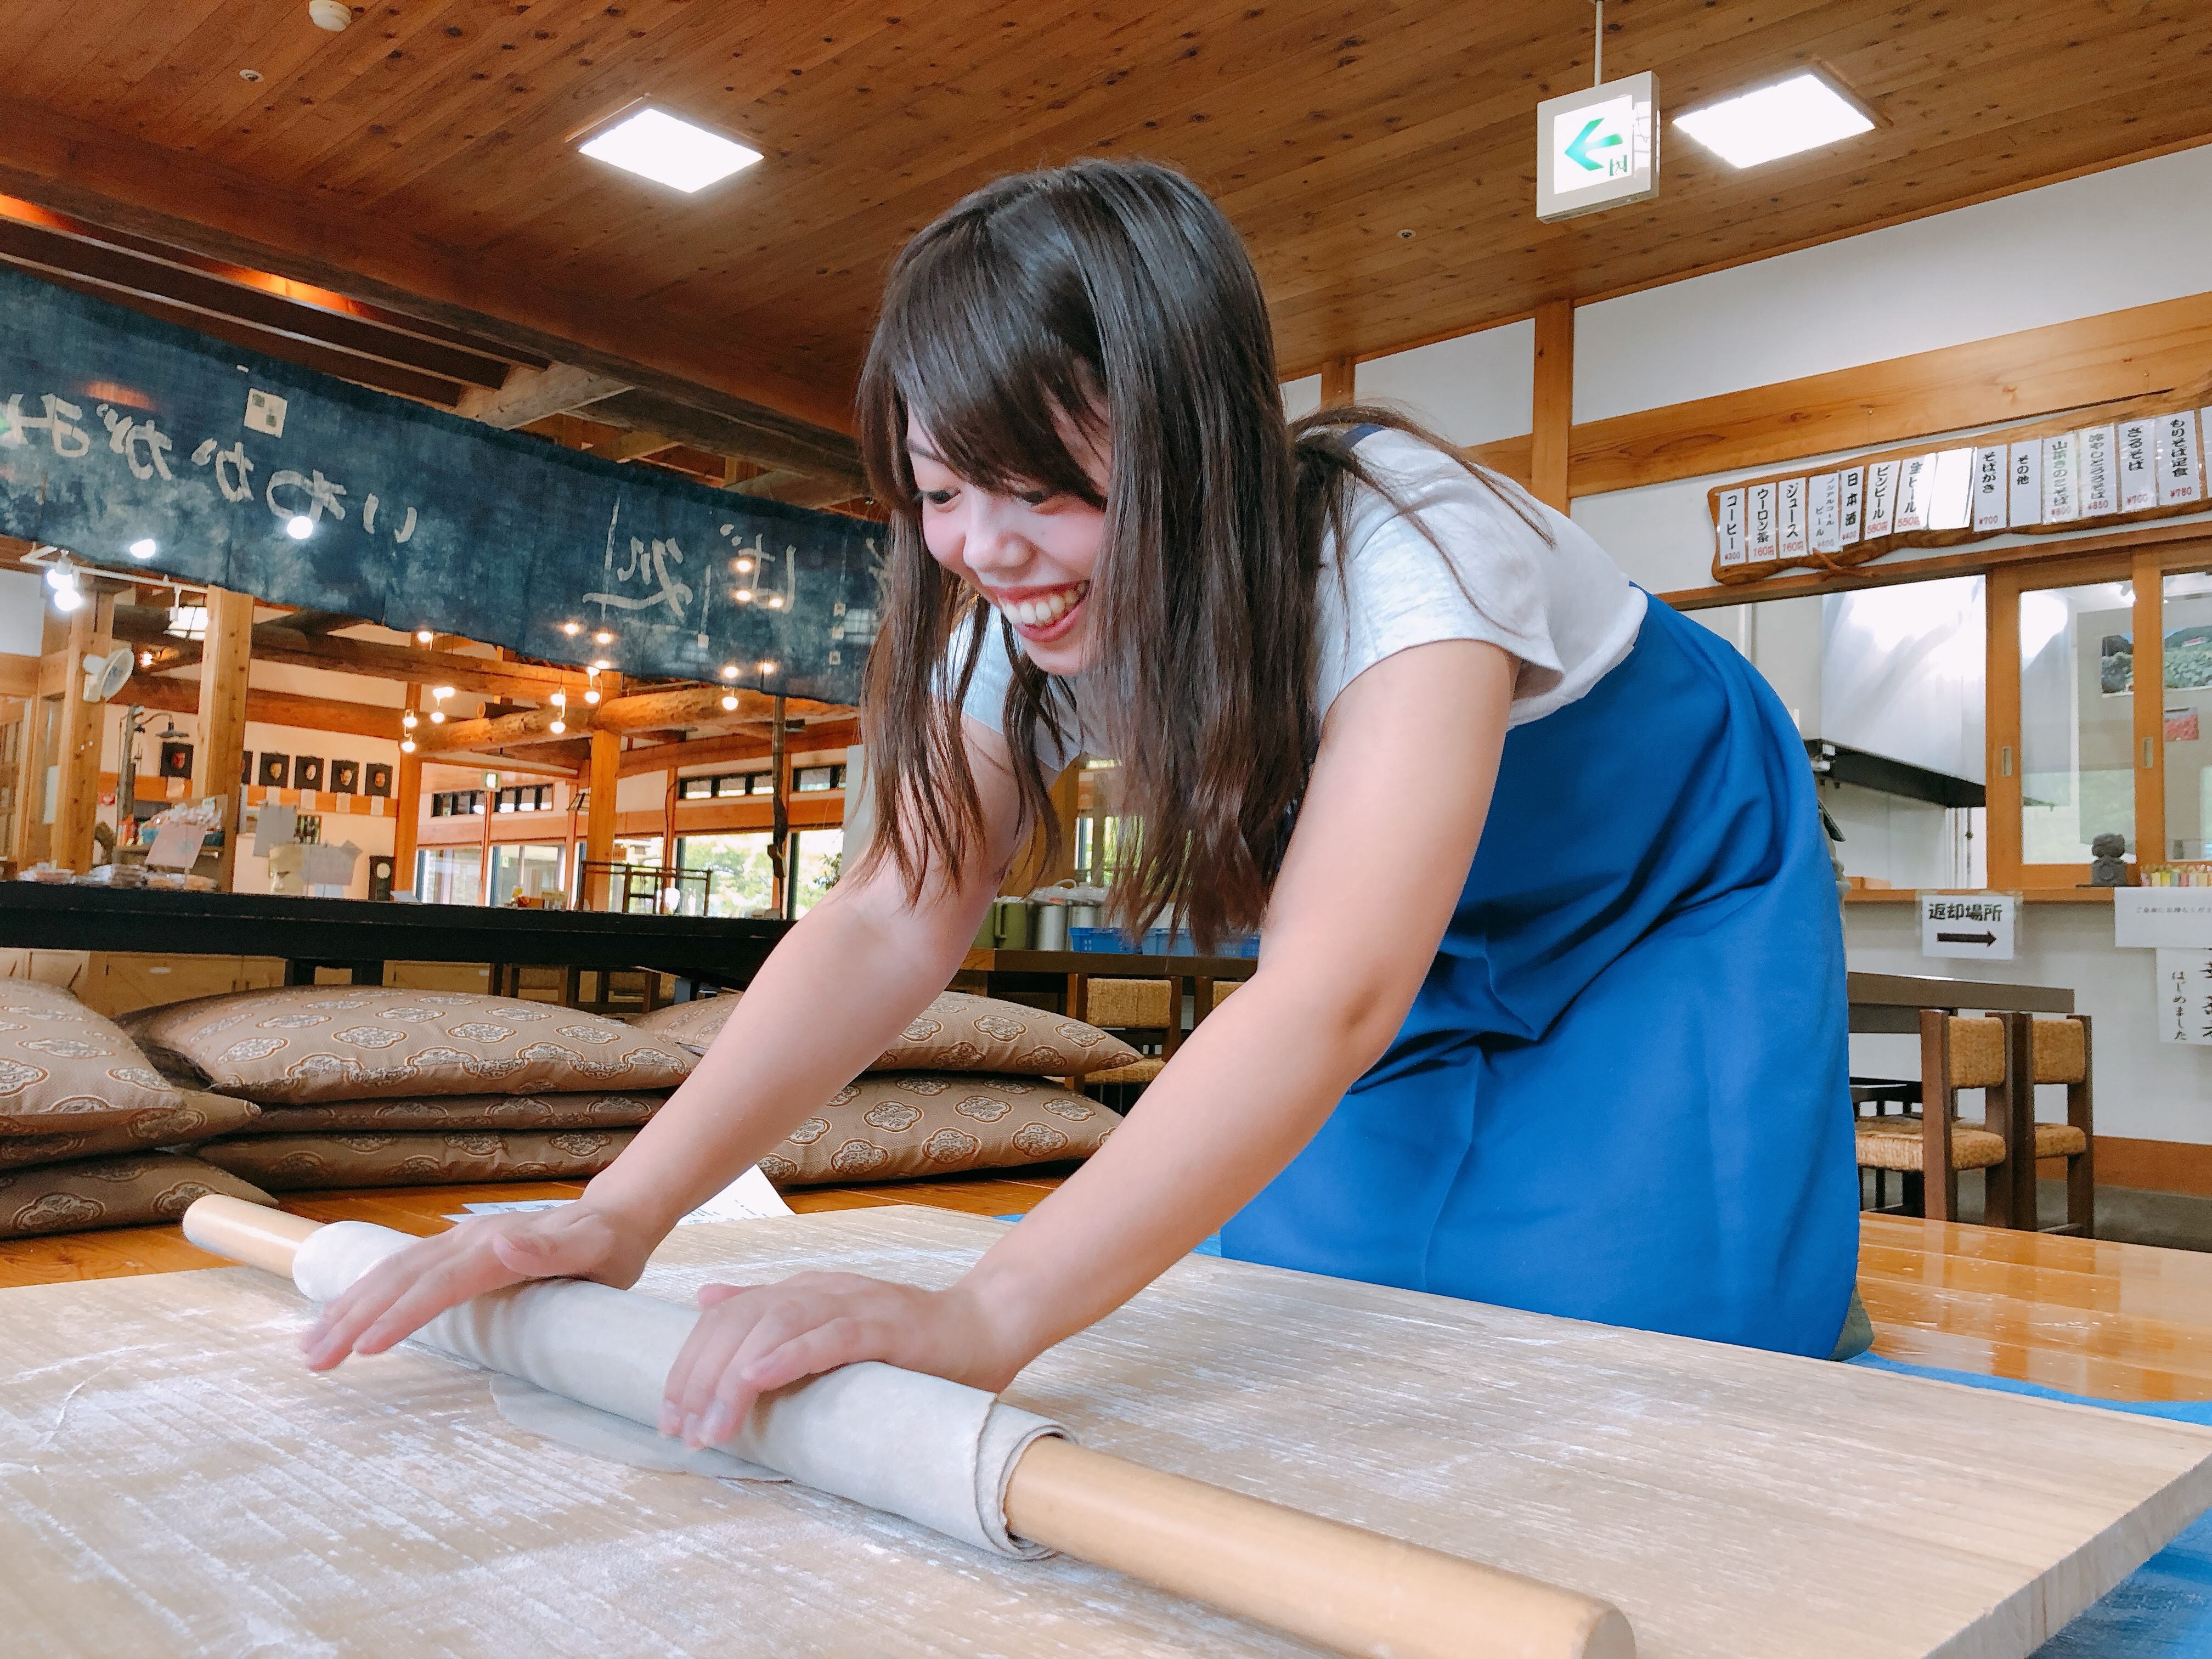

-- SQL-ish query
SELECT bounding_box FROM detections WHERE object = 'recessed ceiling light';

[578,108,763,194]
[1674,71,1873,169]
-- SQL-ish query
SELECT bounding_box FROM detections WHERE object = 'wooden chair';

[1996,1012,2095,1238]
[1073,977,1173,1099]
[1854,1014,2023,1226]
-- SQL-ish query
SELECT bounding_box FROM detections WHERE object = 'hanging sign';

[1535,72,1660,223]
[2114,887,2212,948]
[1918,891,2017,962]
[0,266,881,704]
[2156,950,2212,1045]
[1707,384,2212,585]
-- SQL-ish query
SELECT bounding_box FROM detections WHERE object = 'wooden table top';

[1844,969,2075,1015]
[2,1176,2204,1403]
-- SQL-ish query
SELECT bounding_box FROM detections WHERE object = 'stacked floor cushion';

[122,986,695,1192]
[0,980,277,1235]
[750,992,1140,1188]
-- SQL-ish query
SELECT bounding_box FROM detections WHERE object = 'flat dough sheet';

[2,1208,2211,1658]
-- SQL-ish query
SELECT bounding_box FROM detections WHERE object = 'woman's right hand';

[299,1200,658,1372]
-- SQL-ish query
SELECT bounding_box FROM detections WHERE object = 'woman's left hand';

[661,1271,1027,1449]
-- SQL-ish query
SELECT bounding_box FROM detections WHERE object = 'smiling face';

[908,413,1110,678]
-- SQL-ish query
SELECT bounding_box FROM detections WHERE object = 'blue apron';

[1220,595,1860,1358]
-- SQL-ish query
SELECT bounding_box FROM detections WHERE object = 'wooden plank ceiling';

[0,1,2207,447]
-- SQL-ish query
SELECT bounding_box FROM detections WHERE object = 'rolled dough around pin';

[294,1220,1064,1557]
[487,1373,784,1481]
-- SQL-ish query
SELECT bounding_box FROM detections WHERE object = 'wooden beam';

[1529,300,1573,512]
[454,364,632,430]
[614,719,861,778]
[116,610,590,703]
[1318,356,1357,409]
[0,654,35,699]
[128,674,404,741]
[584,730,619,911]
[51,592,115,873]
[1465,433,1533,488]
[597,431,682,464]
[191,587,253,891]
[1570,291,2212,498]
[725,470,871,509]
[437,686,842,752]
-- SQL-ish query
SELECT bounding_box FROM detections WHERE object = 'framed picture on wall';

[157,740,194,780]
[364,762,393,799]
[330,760,359,794]
[294,757,325,792]
[257,753,290,788]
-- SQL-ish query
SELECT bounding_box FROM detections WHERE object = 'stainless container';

[1067,902,1101,930]
[1032,903,1069,951]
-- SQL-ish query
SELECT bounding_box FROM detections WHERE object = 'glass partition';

[488,842,563,906]
[791,828,844,916]
[415,845,482,905]
[679,831,775,917]
[2162,569,2212,861]
[2017,577,2136,868]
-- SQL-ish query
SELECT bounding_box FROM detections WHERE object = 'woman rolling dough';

[305,159,1860,1449]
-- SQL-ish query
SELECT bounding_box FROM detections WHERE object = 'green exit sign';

[1536,72,1659,223]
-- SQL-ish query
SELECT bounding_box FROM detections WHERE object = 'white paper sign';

[2119,418,2159,513]
[2162,410,2203,506]
[2157,950,2212,1045]
[2115,887,2212,948]
[251,804,297,856]
[1778,477,1808,557]
[1810,472,1842,553]
[1928,446,1975,531]
[1864,460,1900,537]
[1715,487,1747,566]
[1747,482,1778,562]
[1972,445,2008,531]
[1919,891,2016,961]
[2044,432,2080,522]
[146,825,208,870]
[1837,466,1865,544]
[2080,424,2118,517]
[1894,455,1932,533]
[2008,440,2043,526]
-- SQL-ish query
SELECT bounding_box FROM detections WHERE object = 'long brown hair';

[855,158,1540,947]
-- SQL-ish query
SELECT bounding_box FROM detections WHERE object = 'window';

[675,766,786,799]
[430,789,483,818]
[494,785,554,814]
[415,846,482,905]
[794,764,843,792]
[2017,577,2136,869]
[2161,570,2212,864]
[678,831,776,917]
[489,843,564,905]
[791,827,844,916]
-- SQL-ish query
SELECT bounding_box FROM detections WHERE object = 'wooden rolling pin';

[187,1195,1633,1659]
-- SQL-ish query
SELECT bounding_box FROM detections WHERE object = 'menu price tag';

[2043,432,2080,522]
[1778,477,1808,557]
[1864,460,1900,538]
[1809,472,1842,554]
[1918,891,2016,962]
[1929,446,1975,531]
[2080,424,2119,517]
[1972,445,2008,531]
[2160,411,2202,506]
[2119,419,2159,512]
[1747,482,1778,562]
[1838,466,1865,544]
[2008,440,2043,526]
[1715,487,1747,566]
[1894,455,1932,533]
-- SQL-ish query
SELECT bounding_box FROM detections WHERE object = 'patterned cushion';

[758,1073,1119,1188]
[630,995,741,1056]
[0,1090,261,1171]
[117,988,696,1104]
[870,992,1142,1076]
[236,1092,668,1135]
[195,1129,636,1192]
[0,1152,274,1238]
[0,981,184,1132]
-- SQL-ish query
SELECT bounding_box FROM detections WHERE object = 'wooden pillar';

[585,727,619,910]
[1985,573,2023,888]
[1318,354,1357,409]
[392,686,422,895]
[770,696,789,915]
[191,586,255,891]
[52,591,117,873]
[2132,549,2167,867]
[1530,298,1575,512]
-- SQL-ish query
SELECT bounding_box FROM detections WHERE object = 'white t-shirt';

[957,427,1646,770]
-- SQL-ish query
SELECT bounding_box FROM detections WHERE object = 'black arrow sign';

[1936,929,1998,946]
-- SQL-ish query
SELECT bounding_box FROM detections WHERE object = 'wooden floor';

[5,1181,2210,1403]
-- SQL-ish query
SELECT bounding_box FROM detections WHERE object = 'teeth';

[1003,583,1087,629]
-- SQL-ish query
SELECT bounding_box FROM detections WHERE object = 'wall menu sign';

[1534,72,1660,223]
[1705,378,2212,585]
[0,266,882,704]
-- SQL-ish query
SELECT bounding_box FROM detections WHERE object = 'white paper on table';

[301,840,360,885]
[146,824,208,869]
[2155,950,2212,1046]
[251,804,297,856]
[2118,420,2158,512]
